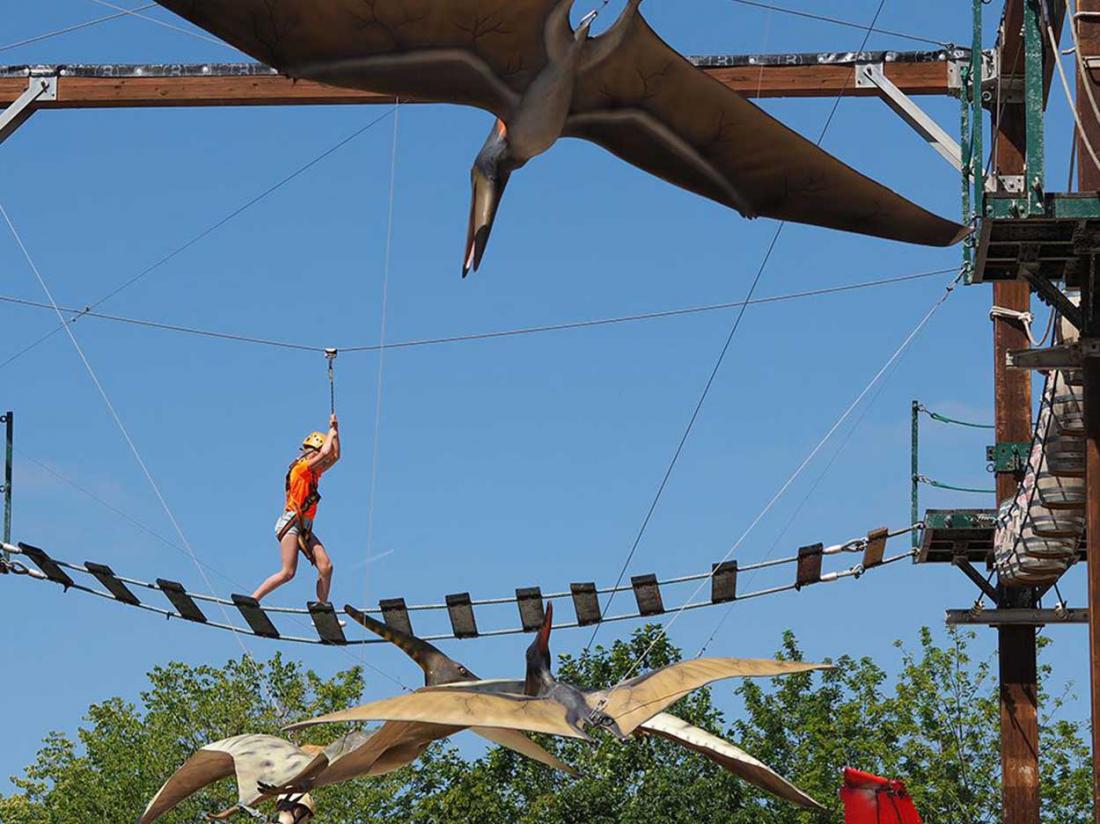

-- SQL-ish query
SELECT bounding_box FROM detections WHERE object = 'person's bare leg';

[310,540,334,603]
[252,532,300,601]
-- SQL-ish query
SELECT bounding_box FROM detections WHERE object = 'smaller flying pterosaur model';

[288,603,827,808]
[346,601,823,809]
[136,733,324,822]
[152,0,967,275]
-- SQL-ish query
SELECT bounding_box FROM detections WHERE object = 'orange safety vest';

[285,457,321,521]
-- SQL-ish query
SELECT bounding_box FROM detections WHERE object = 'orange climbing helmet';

[302,431,326,451]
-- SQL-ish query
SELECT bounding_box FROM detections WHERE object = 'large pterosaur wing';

[285,690,587,739]
[473,727,580,776]
[138,735,317,823]
[154,0,563,118]
[590,658,828,737]
[567,13,966,247]
[639,713,822,809]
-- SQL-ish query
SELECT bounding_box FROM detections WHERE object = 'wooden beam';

[1078,1,1100,819]
[993,3,1040,823]
[947,608,1089,626]
[0,55,960,109]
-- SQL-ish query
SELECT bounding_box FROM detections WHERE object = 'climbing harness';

[325,348,338,415]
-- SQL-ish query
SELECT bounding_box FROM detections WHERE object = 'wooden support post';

[1077,1,1100,815]
[993,3,1040,822]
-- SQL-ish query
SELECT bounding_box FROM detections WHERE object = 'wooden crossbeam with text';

[0,54,961,109]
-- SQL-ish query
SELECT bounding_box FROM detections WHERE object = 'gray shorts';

[275,511,313,539]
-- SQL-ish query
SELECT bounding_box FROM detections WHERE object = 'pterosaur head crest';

[464,119,517,277]
[344,605,476,686]
[524,601,555,695]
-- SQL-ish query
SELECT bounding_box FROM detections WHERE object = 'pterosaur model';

[288,604,828,805]
[152,0,966,275]
[136,734,323,822]
[138,626,575,824]
[348,601,823,809]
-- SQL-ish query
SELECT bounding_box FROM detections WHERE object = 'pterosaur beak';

[463,166,508,277]
[536,601,554,654]
[524,602,555,696]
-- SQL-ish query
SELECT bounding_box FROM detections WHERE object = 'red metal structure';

[840,768,923,824]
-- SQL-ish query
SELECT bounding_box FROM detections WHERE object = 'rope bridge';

[1,525,917,646]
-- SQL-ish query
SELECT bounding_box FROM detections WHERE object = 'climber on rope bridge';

[252,414,340,604]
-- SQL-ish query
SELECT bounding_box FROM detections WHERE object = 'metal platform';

[918,509,998,563]
[918,508,1087,565]
[973,194,1100,283]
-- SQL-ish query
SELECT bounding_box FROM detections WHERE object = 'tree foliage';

[1,628,1091,823]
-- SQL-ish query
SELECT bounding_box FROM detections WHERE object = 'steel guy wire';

[697,335,909,657]
[726,0,949,48]
[0,108,397,373]
[585,0,891,655]
[363,99,401,671]
[0,3,157,53]
[85,0,234,50]
[613,266,963,691]
[0,198,254,658]
[582,0,775,655]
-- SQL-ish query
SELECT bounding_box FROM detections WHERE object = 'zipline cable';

[0,268,953,356]
[617,268,963,688]
[0,108,397,372]
[586,0,891,654]
[0,3,157,53]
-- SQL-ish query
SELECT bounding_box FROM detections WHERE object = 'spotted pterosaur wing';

[138,735,319,823]
[153,0,565,118]
[639,713,822,809]
[567,11,966,247]
[285,690,588,739]
[590,658,828,737]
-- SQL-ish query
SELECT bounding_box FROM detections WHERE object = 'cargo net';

[995,367,1087,586]
[1,525,916,645]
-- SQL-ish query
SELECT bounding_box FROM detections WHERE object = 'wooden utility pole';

[1077,2,1100,817]
[992,3,1040,822]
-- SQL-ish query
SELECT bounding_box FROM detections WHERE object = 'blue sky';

[1,0,1089,795]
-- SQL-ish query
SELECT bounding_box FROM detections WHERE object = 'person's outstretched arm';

[307,415,340,472]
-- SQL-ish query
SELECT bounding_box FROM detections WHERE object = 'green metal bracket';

[970,0,984,220]
[1,411,11,556]
[1023,0,1046,216]
[911,401,920,549]
[973,0,1048,223]
[986,441,1032,472]
[923,509,997,531]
